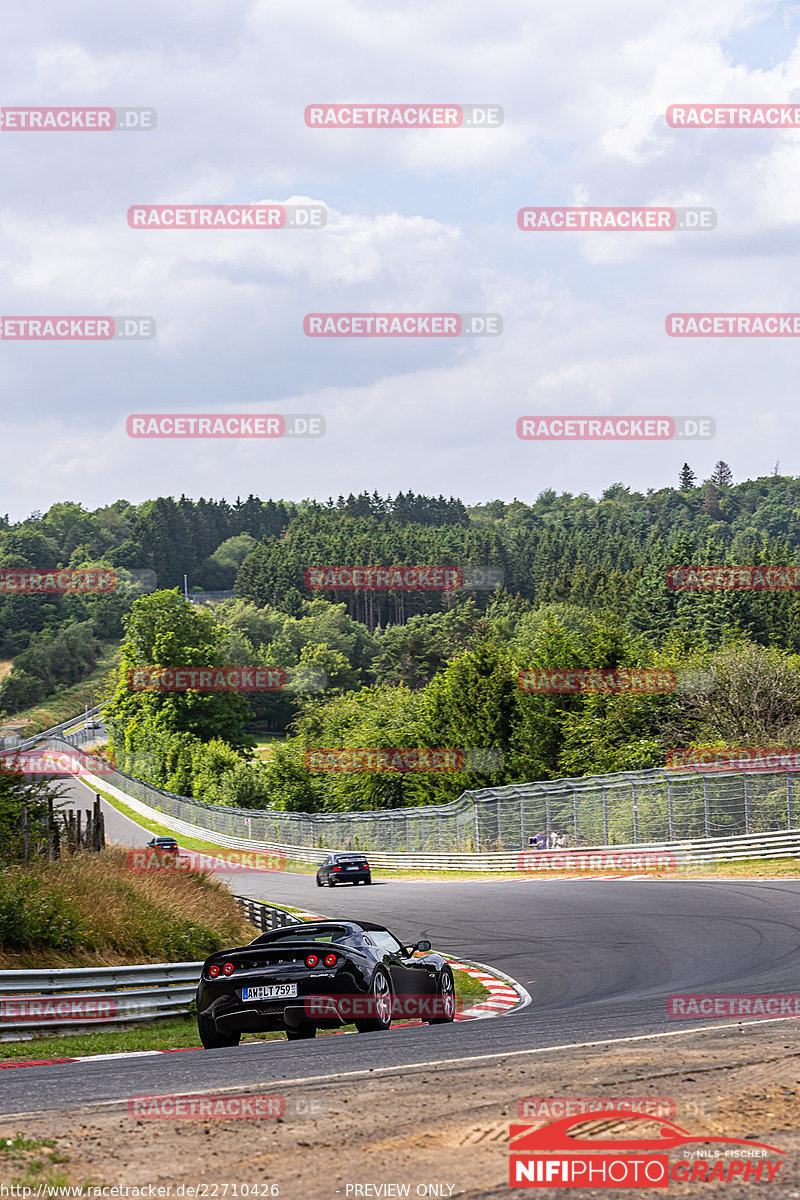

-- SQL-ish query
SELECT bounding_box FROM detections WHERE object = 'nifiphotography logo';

[509,1110,784,1187]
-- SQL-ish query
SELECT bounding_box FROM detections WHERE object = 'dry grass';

[0,847,253,968]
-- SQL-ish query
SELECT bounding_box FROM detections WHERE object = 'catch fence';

[35,737,800,853]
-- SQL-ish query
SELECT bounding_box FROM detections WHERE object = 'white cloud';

[0,0,798,515]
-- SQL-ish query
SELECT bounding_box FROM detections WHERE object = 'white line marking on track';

[10,1015,795,1121]
[73,1051,163,1063]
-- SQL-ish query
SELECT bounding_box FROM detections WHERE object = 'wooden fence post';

[47,797,55,861]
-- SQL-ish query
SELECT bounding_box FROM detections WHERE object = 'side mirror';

[414,940,432,953]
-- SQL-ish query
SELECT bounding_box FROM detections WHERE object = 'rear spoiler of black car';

[203,942,353,976]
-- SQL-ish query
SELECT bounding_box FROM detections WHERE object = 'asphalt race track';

[5,778,799,1118]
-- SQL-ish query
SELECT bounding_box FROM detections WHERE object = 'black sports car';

[316,852,371,886]
[145,835,180,854]
[196,919,456,1047]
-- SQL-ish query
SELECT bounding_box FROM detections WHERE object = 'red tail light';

[333,866,342,871]
[208,965,220,978]
[306,953,319,968]
[324,953,337,967]
[363,863,370,869]
[222,962,235,975]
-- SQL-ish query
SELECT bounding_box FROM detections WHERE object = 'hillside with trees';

[6,468,800,812]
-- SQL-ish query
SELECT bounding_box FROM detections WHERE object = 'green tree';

[711,461,733,487]
[105,589,250,751]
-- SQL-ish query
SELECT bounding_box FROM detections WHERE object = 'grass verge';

[0,1132,97,1194]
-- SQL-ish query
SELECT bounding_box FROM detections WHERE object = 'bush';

[0,668,46,714]
[0,875,85,949]
[0,848,252,966]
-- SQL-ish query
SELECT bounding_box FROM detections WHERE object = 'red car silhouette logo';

[510,1110,784,1155]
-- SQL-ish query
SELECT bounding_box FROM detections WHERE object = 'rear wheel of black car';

[316,876,323,886]
[327,876,336,886]
[198,1013,241,1049]
[427,966,456,1024]
[355,968,393,1033]
[286,1025,316,1040]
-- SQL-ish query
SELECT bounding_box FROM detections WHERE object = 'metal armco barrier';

[0,962,201,1037]
[0,904,301,1037]
[233,895,301,932]
[0,706,103,758]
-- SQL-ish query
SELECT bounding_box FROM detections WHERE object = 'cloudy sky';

[2,0,800,519]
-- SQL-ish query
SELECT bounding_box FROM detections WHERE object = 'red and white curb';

[445,956,530,1019]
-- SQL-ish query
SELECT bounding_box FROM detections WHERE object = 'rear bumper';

[199,971,367,1033]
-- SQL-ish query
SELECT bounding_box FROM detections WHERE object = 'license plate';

[242,984,298,1001]
[347,866,360,871]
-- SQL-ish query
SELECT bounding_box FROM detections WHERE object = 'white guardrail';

[81,770,800,869]
[0,900,300,1038]
[0,706,104,754]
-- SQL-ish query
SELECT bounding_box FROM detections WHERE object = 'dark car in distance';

[316,852,371,886]
[196,919,456,1047]
[145,835,180,854]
